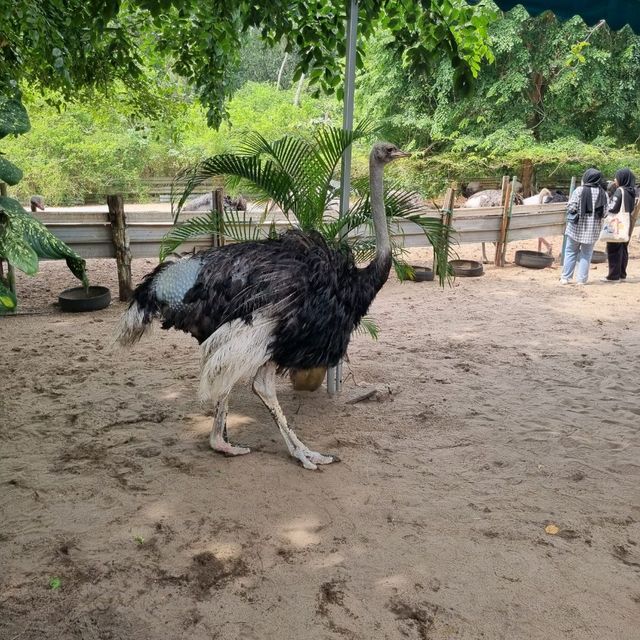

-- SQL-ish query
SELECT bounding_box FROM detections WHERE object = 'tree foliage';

[361,6,640,149]
[1,1,496,128]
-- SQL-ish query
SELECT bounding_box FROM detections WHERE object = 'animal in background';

[116,143,410,470]
[29,195,45,212]
[184,192,247,212]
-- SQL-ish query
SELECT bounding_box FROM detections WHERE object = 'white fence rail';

[35,203,567,260]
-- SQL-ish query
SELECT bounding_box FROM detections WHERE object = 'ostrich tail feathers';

[114,301,151,347]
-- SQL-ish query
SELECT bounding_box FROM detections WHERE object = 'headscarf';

[579,168,607,218]
[614,168,636,213]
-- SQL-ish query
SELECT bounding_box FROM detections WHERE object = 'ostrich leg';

[209,394,250,456]
[253,362,335,470]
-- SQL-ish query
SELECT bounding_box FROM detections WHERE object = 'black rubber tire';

[591,250,607,264]
[450,259,484,277]
[58,286,111,312]
[514,250,554,269]
[411,266,435,282]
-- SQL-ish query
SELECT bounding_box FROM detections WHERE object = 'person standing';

[602,168,637,283]
[560,168,608,285]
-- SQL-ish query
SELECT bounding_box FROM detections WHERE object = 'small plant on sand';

[48,577,62,590]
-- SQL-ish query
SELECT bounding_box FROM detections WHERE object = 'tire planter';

[450,259,484,277]
[411,266,435,282]
[59,286,111,312]
[514,250,554,270]
[591,250,607,264]
[290,367,326,392]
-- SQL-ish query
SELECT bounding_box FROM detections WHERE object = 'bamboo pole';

[107,194,133,301]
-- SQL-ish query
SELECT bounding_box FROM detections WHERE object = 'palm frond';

[160,210,284,262]
[172,155,297,224]
[355,316,379,340]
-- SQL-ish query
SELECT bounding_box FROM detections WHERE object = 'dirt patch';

[3,238,640,639]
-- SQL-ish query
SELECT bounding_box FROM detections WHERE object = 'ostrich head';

[30,195,45,212]
[370,142,411,165]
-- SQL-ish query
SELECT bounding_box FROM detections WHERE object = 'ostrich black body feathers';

[130,230,391,370]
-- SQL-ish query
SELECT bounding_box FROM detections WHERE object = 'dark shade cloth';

[488,1,640,31]
[579,168,607,218]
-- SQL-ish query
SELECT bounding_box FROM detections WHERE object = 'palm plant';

[0,95,87,313]
[162,123,453,285]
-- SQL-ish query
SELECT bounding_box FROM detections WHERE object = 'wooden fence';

[35,202,566,259]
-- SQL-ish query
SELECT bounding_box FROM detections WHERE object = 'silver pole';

[328,0,358,395]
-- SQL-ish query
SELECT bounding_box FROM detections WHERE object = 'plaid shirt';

[565,186,607,244]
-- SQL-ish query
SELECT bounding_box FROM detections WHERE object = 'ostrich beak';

[390,149,411,160]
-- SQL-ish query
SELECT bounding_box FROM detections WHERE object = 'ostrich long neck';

[366,155,392,287]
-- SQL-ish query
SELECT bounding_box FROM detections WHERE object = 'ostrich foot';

[292,447,337,470]
[211,436,251,457]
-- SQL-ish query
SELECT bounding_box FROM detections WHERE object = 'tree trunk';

[107,195,133,301]
[521,159,534,197]
[293,74,304,107]
[527,72,547,142]
[276,52,289,89]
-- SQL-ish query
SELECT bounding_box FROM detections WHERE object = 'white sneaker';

[559,278,570,285]
[576,281,587,286]
[600,277,620,283]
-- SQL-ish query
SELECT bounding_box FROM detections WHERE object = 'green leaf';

[0,280,17,313]
[0,197,87,284]
[0,97,30,139]
[0,218,39,275]
[0,156,24,186]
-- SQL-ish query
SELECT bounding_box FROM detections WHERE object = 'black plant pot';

[411,266,435,282]
[514,250,554,269]
[59,286,111,312]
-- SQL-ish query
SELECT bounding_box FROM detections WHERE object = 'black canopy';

[491,1,640,31]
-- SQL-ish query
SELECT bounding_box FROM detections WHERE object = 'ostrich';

[116,143,410,470]
[184,192,247,212]
[522,188,569,254]
[29,195,45,212]
[463,186,523,263]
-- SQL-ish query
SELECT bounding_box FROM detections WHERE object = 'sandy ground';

[2,236,640,640]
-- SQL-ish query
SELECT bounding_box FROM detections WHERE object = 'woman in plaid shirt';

[560,168,608,285]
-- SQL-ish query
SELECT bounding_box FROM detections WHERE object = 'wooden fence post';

[494,176,517,266]
[107,194,133,301]
[212,188,225,248]
[435,185,455,277]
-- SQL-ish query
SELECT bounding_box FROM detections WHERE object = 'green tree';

[361,6,640,147]
[1,1,496,128]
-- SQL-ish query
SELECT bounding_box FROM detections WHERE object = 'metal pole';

[328,0,358,395]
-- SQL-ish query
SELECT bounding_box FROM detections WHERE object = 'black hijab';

[614,168,636,212]
[580,168,607,218]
